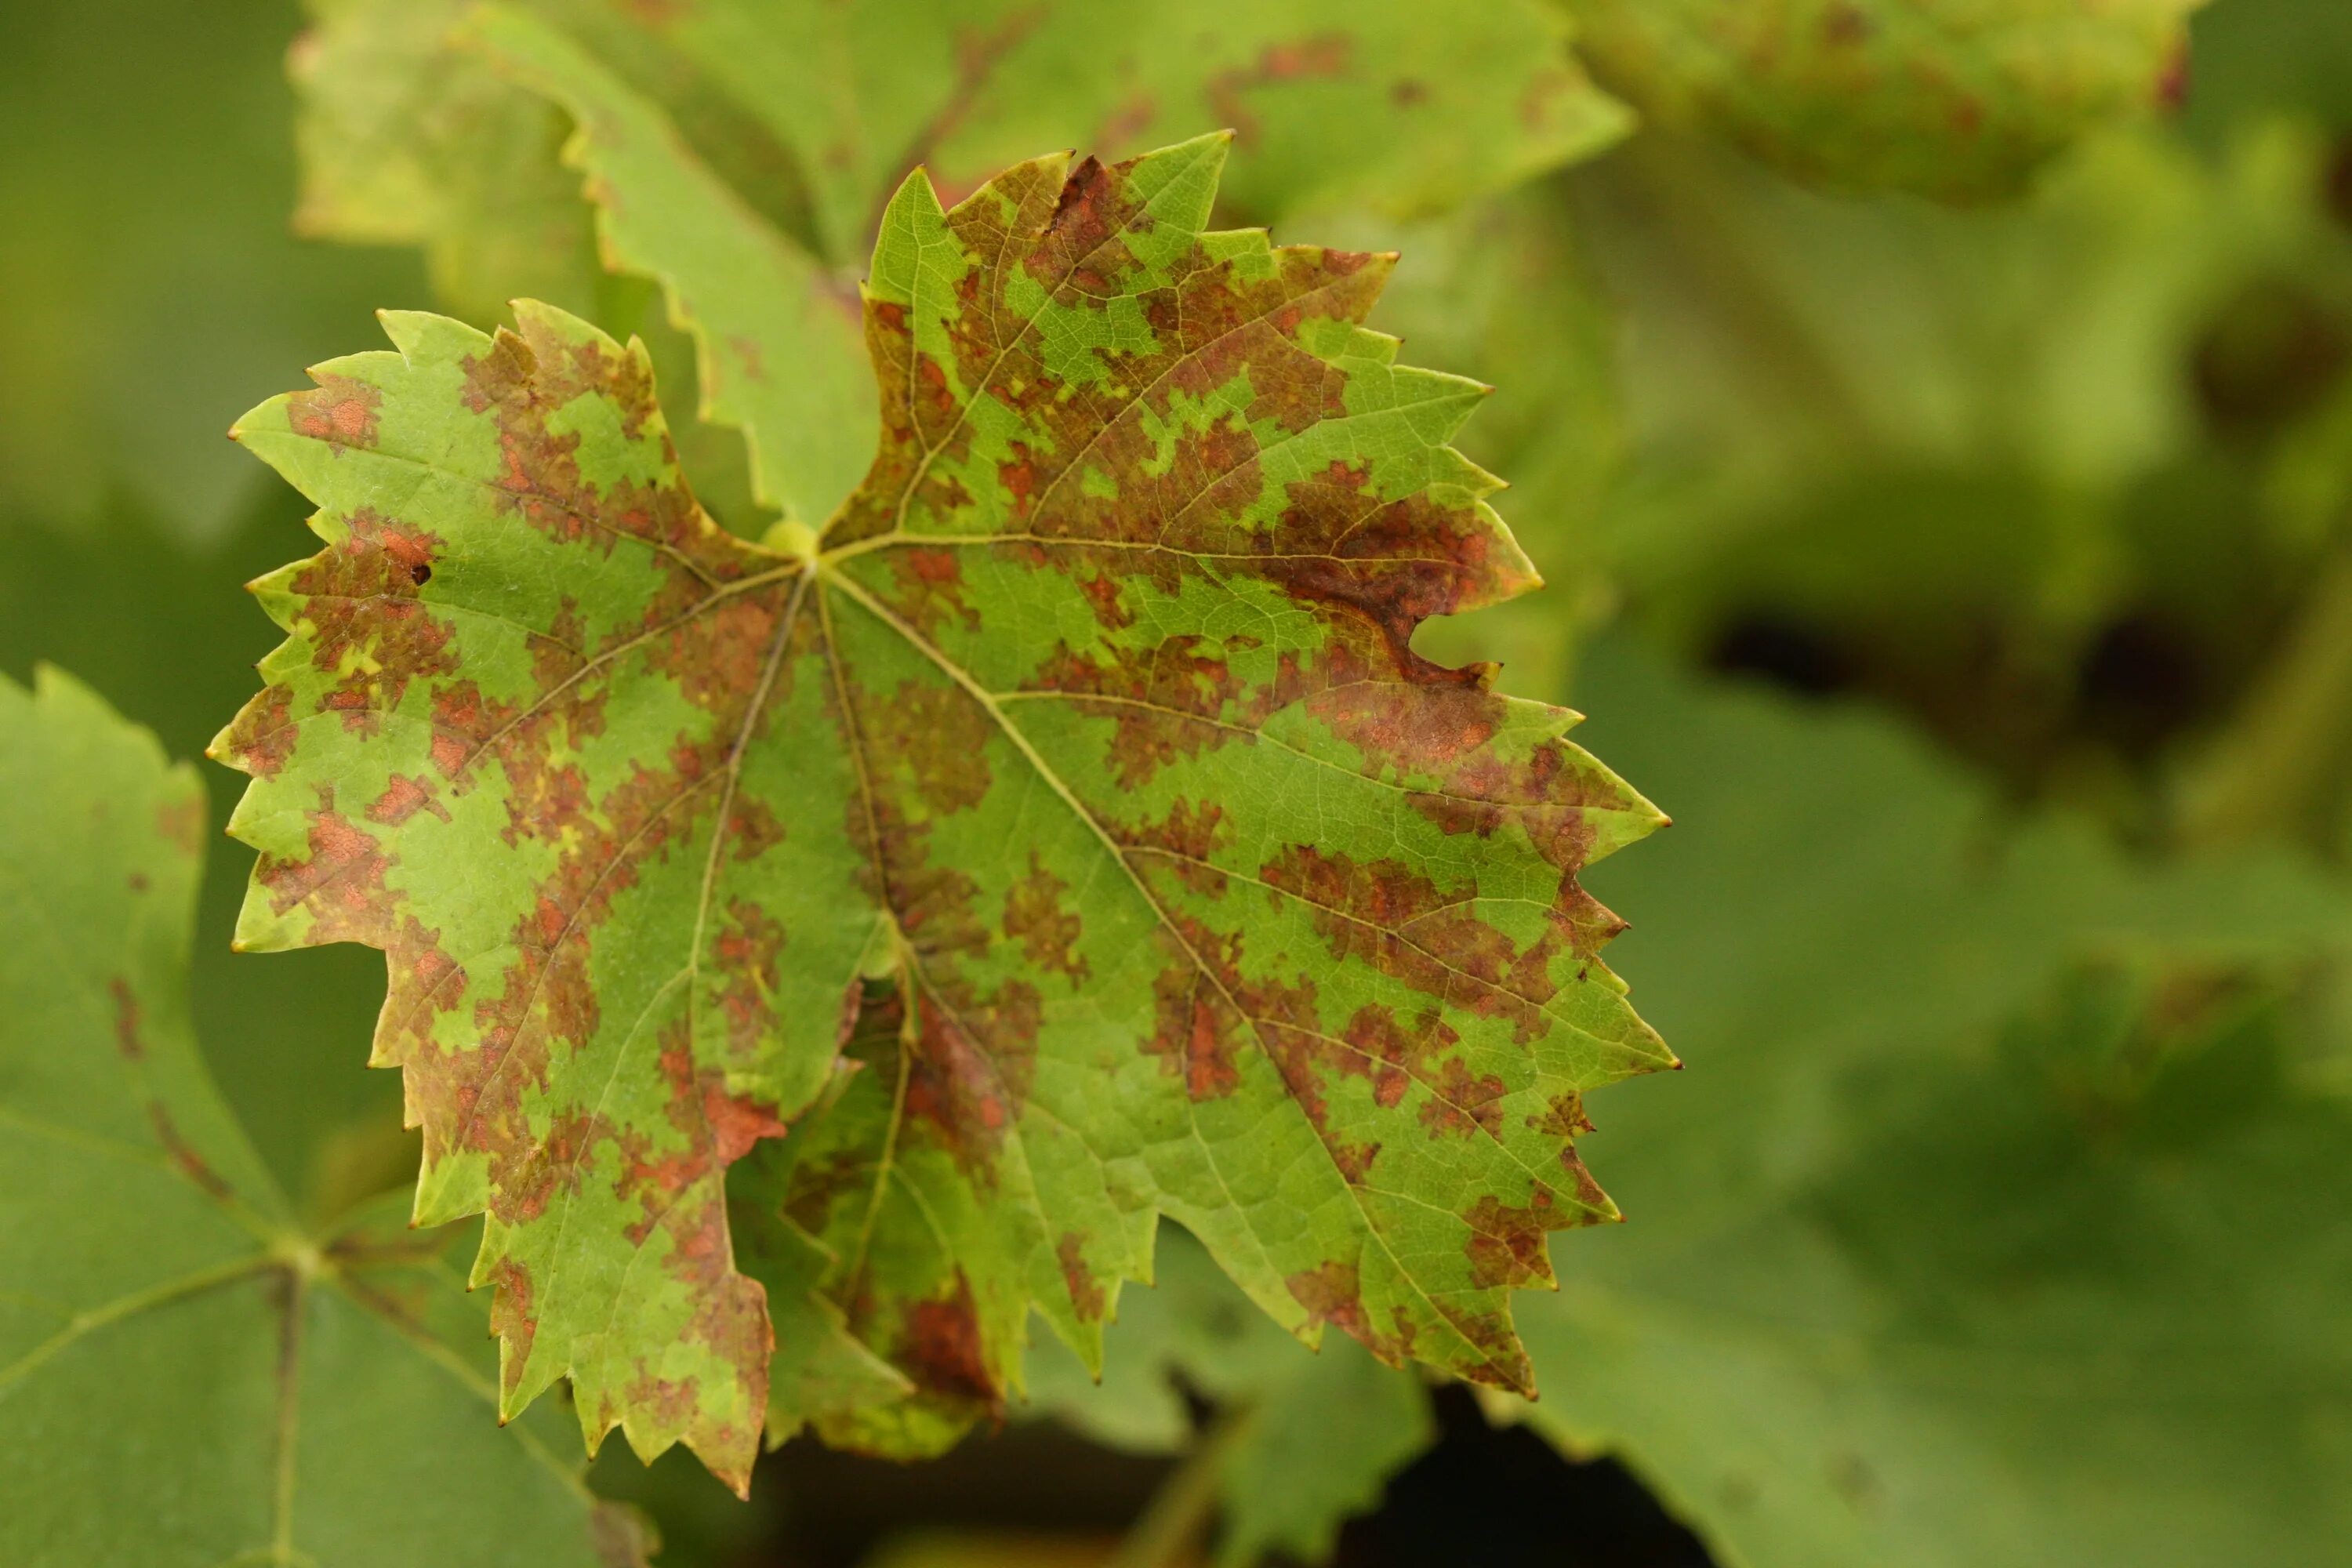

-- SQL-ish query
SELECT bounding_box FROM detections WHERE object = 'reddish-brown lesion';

[902,984,1040,1179]
[1462,1190,1559,1290]
[1120,798,1232,897]
[286,373,382,449]
[107,978,144,1062]
[254,788,393,940]
[285,507,459,725]
[1257,842,1590,1044]
[219,685,297,781]
[1285,1258,1414,1365]
[1001,851,1090,986]
[712,897,788,1065]
[891,1269,1003,1414]
[366,773,452,827]
[890,548,982,638]
[1056,1231,1106,1323]
[1142,947,1244,1102]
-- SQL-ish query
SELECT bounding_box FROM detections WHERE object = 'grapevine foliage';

[215,134,1671,1486]
[1567,0,2200,199]
[0,669,637,1567]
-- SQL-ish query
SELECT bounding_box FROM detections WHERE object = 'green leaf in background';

[0,2,419,544]
[1505,637,2352,1568]
[212,137,1671,1488]
[1033,1228,1433,1567]
[0,497,405,1214]
[290,0,607,323]
[289,0,1631,524]
[1566,0,2202,202]
[1545,114,2352,798]
[0,668,640,1568]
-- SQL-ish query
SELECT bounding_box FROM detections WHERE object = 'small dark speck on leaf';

[410,563,433,586]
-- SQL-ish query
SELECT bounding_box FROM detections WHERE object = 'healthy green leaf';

[1508,637,2352,1568]
[290,0,1631,524]
[213,136,1671,1488]
[1566,0,2201,201]
[0,667,640,1567]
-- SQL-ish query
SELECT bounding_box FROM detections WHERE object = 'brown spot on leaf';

[1286,1258,1410,1364]
[286,374,380,448]
[1003,852,1089,986]
[1144,966,1243,1101]
[1464,1191,1556,1290]
[108,978,143,1061]
[898,1269,1001,1411]
[1058,1232,1105,1323]
[367,773,452,827]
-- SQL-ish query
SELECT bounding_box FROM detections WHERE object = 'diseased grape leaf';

[212,135,1671,1489]
[0,667,641,1568]
[1030,1226,1432,1567]
[289,0,1630,524]
[1566,0,2201,201]
[1504,637,2352,1568]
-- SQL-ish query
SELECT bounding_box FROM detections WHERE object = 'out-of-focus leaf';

[292,0,1629,523]
[1211,1338,1428,1567]
[1031,1228,1432,1566]
[0,495,399,1213]
[290,0,605,325]
[0,0,419,541]
[2182,0,2352,141]
[1566,0,2201,201]
[212,140,1670,1488]
[1558,120,2352,791]
[0,668,641,1567]
[1503,637,2352,1568]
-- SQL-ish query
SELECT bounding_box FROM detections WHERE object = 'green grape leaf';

[213,136,1671,1488]
[291,0,605,327]
[1566,0,2201,201]
[291,0,1630,524]
[0,667,641,1567]
[1508,638,2352,1568]
[1032,1227,1432,1567]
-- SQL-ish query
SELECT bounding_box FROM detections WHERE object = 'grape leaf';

[1566,0,2201,201]
[1508,637,2352,1568]
[1030,1226,1432,1567]
[289,0,1631,524]
[213,136,1671,1487]
[290,0,604,328]
[0,667,641,1567]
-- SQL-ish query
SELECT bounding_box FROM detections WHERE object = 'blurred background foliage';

[4,0,2350,1564]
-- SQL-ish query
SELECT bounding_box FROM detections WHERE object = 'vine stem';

[1107,1403,1256,1568]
